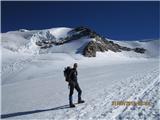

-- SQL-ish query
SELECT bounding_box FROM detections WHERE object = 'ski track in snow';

[2,56,34,85]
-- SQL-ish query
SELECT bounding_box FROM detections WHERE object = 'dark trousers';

[69,81,82,104]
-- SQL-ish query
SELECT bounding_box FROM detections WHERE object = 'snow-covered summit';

[1,27,159,58]
[49,27,72,39]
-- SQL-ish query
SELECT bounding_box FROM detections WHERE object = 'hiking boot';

[70,104,75,108]
[78,100,85,104]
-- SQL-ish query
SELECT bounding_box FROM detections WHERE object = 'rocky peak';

[34,26,146,57]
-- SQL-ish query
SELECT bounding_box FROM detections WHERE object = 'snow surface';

[1,27,160,120]
[49,27,72,39]
[115,40,160,58]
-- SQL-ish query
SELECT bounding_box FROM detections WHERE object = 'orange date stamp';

[112,101,151,106]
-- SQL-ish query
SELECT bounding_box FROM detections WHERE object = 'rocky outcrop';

[83,41,97,57]
[63,26,97,43]
[83,35,145,57]
[133,48,146,53]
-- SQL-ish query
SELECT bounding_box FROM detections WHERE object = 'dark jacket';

[69,68,78,82]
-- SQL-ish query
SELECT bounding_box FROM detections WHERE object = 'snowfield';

[1,28,160,120]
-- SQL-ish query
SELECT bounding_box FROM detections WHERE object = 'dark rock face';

[104,40,122,52]
[119,46,132,51]
[64,26,97,43]
[133,48,146,53]
[83,41,97,57]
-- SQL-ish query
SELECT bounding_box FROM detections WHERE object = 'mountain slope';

[2,27,156,57]
[1,27,160,120]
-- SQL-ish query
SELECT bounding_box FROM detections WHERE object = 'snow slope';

[115,40,160,58]
[49,27,72,39]
[1,27,160,120]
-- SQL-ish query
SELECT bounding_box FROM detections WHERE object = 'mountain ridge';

[1,26,159,58]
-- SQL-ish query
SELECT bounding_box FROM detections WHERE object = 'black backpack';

[64,66,71,82]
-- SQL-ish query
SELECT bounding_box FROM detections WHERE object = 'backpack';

[64,66,71,82]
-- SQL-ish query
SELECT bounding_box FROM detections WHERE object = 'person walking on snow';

[68,63,85,107]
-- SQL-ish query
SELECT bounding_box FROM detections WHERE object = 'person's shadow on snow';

[1,104,71,119]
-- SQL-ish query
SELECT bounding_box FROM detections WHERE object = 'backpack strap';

[68,69,74,82]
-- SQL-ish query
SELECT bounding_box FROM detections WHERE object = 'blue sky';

[1,1,159,40]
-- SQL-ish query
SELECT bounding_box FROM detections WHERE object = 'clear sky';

[1,1,159,40]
